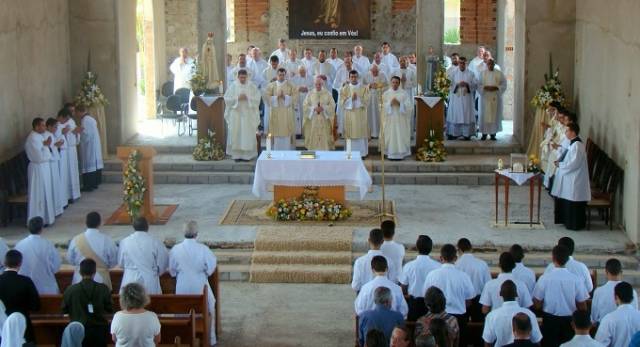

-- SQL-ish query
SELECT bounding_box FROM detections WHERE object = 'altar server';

[595,281,640,347]
[303,77,335,150]
[446,57,477,140]
[224,69,261,161]
[44,118,66,215]
[66,212,118,289]
[550,123,591,230]
[478,59,507,140]
[364,64,388,138]
[25,118,55,226]
[399,235,440,321]
[292,66,314,136]
[543,237,594,294]
[591,258,638,324]
[354,256,408,318]
[480,252,533,313]
[340,70,370,157]
[57,108,81,202]
[312,50,336,92]
[118,217,169,294]
[381,75,412,160]
[75,105,103,192]
[52,115,70,206]
[15,217,61,294]
[169,221,218,346]
[265,68,297,150]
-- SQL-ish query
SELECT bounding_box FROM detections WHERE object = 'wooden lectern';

[414,97,445,149]
[196,96,226,151]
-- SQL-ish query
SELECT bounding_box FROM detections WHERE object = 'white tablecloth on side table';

[495,169,537,186]
[252,151,372,199]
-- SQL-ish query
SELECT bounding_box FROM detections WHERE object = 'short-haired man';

[352,229,394,292]
[399,235,440,321]
[380,220,404,283]
[455,238,491,322]
[502,313,538,347]
[480,252,533,313]
[543,237,593,293]
[533,245,589,346]
[0,237,8,273]
[25,117,56,225]
[169,47,195,92]
[15,216,61,294]
[390,325,411,347]
[340,69,370,157]
[595,281,640,347]
[509,244,536,295]
[446,56,477,140]
[75,104,104,192]
[63,258,113,347]
[560,310,603,347]
[270,38,288,65]
[265,67,298,150]
[355,256,408,318]
[591,258,638,325]
[0,250,40,343]
[357,286,405,347]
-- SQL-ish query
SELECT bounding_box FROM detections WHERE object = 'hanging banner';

[288,0,371,40]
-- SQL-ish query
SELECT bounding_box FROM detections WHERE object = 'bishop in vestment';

[224,69,261,161]
[303,77,336,150]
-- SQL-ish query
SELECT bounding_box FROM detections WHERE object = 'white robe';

[468,56,485,78]
[312,61,336,91]
[300,57,318,73]
[390,68,417,133]
[15,234,61,294]
[230,65,255,84]
[261,66,280,134]
[53,126,70,204]
[67,228,119,285]
[352,55,371,75]
[224,81,261,160]
[248,59,269,87]
[478,69,507,134]
[118,231,169,294]
[363,71,388,138]
[44,131,65,216]
[327,57,344,71]
[551,139,591,202]
[25,131,55,225]
[59,118,81,200]
[169,239,217,345]
[79,115,104,174]
[270,48,288,65]
[169,57,195,92]
[446,69,477,137]
[381,53,400,76]
[291,74,314,136]
[333,66,362,134]
[382,88,412,159]
[284,59,302,78]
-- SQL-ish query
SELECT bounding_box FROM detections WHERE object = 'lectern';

[414,96,445,148]
[196,96,226,151]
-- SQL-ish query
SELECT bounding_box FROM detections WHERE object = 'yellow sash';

[75,234,112,290]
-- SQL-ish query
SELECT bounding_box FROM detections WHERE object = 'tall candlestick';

[346,138,352,157]
[266,133,272,154]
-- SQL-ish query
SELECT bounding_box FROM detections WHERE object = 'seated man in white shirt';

[509,244,536,296]
[543,237,593,294]
[455,238,491,322]
[380,220,404,284]
[561,310,604,347]
[533,245,589,347]
[354,256,408,318]
[482,280,542,347]
[352,229,394,292]
[595,281,640,347]
[591,258,638,326]
[399,235,440,321]
[480,252,533,313]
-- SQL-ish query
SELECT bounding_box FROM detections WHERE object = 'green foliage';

[444,28,460,45]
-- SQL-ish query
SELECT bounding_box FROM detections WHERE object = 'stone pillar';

[198,0,227,88]
[416,0,444,91]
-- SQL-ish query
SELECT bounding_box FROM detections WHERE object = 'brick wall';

[165,0,198,64]
[234,0,269,37]
[392,0,416,14]
[460,0,497,46]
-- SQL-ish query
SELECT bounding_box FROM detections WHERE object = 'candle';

[219,80,224,94]
[266,133,272,153]
[346,138,352,156]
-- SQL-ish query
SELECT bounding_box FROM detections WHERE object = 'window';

[444,0,461,45]
[226,0,235,43]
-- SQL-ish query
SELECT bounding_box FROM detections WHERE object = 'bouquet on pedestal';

[192,129,225,161]
[123,150,146,219]
[527,154,541,173]
[74,71,108,107]
[531,55,566,108]
[433,59,451,100]
[189,62,208,96]
[416,130,447,162]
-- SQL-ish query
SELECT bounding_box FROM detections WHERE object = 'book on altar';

[300,151,317,159]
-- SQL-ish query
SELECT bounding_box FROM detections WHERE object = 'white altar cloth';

[495,169,537,186]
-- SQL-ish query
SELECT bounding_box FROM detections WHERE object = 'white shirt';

[381,52,400,74]
[591,280,639,323]
[351,250,394,292]
[480,273,533,310]
[595,304,640,347]
[15,234,61,294]
[110,310,161,347]
[422,263,475,314]
[455,253,491,296]
[482,301,542,346]
[270,48,288,64]
[169,57,195,92]
[544,256,593,293]
[533,267,589,316]
[380,240,404,283]
[118,231,169,294]
[354,275,408,318]
[327,57,344,71]
[399,255,441,298]
[560,335,604,347]
[67,228,119,284]
[512,262,537,295]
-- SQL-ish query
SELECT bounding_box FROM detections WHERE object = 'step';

[251,251,352,265]
[248,264,352,284]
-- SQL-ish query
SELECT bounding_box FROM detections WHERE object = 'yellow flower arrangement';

[416,131,447,162]
[122,150,146,220]
[266,194,352,221]
[193,129,225,161]
[74,71,108,108]
[527,154,541,173]
[432,59,451,99]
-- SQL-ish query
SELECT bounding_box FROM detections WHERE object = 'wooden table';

[494,170,542,227]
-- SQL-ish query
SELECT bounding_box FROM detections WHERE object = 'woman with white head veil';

[61,321,85,347]
[1,312,32,347]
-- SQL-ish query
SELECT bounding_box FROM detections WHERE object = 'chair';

[587,165,622,230]
[163,95,187,136]
[186,96,199,136]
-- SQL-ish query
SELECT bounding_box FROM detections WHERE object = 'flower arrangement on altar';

[189,62,208,96]
[527,154,541,173]
[416,130,447,162]
[192,129,225,161]
[123,150,146,219]
[267,194,352,222]
[531,55,566,109]
[432,59,451,99]
[74,71,108,107]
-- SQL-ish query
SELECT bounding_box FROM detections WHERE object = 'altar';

[251,151,372,204]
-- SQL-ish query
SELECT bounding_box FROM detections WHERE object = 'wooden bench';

[0,151,29,226]
[585,138,623,230]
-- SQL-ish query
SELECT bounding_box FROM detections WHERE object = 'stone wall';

[165,0,199,68]
[574,0,640,242]
[0,0,71,160]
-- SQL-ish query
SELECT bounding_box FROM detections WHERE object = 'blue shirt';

[358,304,404,347]
[628,330,640,347]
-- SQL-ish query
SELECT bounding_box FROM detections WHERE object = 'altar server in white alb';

[118,217,169,294]
[66,212,118,290]
[57,108,81,202]
[265,68,297,150]
[52,114,70,207]
[169,221,218,346]
[303,77,335,151]
[364,64,388,138]
[25,117,55,226]
[381,75,412,160]
[224,69,261,161]
[551,123,591,230]
[15,216,62,294]
[340,70,370,157]
[446,57,477,140]
[291,66,314,136]
[354,255,408,318]
[477,59,507,140]
[44,118,66,216]
[75,105,103,192]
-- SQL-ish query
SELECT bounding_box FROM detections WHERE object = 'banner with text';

[289,0,371,40]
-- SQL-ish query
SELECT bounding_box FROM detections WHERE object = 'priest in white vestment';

[25,118,55,226]
[291,66,314,136]
[303,77,336,150]
[364,64,388,138]
[261,56,282,134]
[52,117,70,206]
[333,57,359,135]
[381,42,400,75]
[66,212,118,290]
[541,106,567,187]
[15,216,62,294]
[118,217,169,294]
[248,48,269,86]
[468,46,486,78]
[327,48,344,72]
[301,48,319,73]
[169,221,218,346]
[224,69,261,160]
[225,54,234,86]
[270,38,289,65]
[390,57,417,134]
[446,57,477,140]
[76,105,103,191]
[352,45,371,74]
[551,123,591,230]
[229,54,255,84]
[312,50,336,92]
[44,119,66,215]
[57,109,81,202]
[371,52,390,79]
[284,49,302,78]
[169,47,195,92]
[265,68,297,150]
[447,53,460,79]
[340,70,370,157]
[381,76,412,160]
[477,59,507,140]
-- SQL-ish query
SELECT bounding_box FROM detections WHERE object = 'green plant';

[444,28,460,45]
